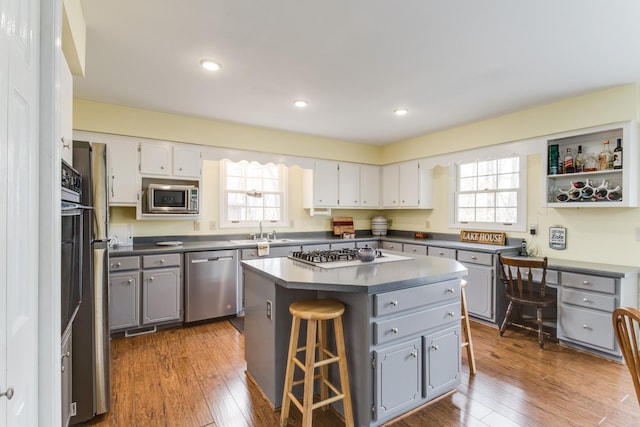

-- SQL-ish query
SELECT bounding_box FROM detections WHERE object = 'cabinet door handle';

[410,350,418,358]
[391,327,399,334]
[390,300,398,306]
[61,137,70,149]
[160,166,164,170]
[0,386,14,400]
[431,345,439,351]
[149,276,154,281]
[127,278,133,284]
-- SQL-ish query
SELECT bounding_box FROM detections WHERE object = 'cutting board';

[333,216,355,235]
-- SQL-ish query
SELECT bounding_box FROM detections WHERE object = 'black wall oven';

[61,160,85,335]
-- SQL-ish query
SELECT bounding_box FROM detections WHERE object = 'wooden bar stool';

[280,299,354,427]
[460,279,477,375]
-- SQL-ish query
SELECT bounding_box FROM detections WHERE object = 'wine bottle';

[598,140,612,170]
[574,145,585,173]
[613,138,623,169]
[563,148,574,173]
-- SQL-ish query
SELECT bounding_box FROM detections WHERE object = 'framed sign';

[549,226,566,250]
[459,230,506,245]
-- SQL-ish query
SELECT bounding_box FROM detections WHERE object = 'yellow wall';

[74,84,640,266]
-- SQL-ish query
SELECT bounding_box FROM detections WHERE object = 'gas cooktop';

[288,248,365,264]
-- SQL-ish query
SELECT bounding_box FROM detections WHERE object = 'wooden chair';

[497,255,555,349]
[612,307,640,405]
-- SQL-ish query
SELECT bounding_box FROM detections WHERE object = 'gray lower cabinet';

[61,328,72,427]
[424,326,461,399]
[557,271,635,359]
[460,263,493,320]
[374,338,422,420]
[109,253,182,334]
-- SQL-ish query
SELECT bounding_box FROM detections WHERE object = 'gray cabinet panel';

[142,268,181,324]
[558,304,616,351]
[427,247,456,259]
[142,253,180,268]
[373,279,459,317]
[461,263,493,321]
[375,338,422,421]
[109,271,140,330]
[561,288,616,312]
[457,250,492,266]
[562,272,615,294]
[402,243,427,255]
[109,256,139,271]
[381,241,402,251]
[424,327,461,399]
[374,301,460,345]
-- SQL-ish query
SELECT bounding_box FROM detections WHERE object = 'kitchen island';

[241,251,467,427]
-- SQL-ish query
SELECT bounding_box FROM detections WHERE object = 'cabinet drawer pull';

[159,259,165,264]
[391,327,399,334]
[431,345,439,350]
[583,280,591,285]
[582,324,591,330]
[583,297,591,303]
[390,300,398,306]
[471,256,477,260]
[113,262,122,268]
[412,248,417,252]
[447,288,455,294]
[448,311,455,317]
[437,252,443,256]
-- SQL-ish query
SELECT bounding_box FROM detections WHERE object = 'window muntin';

[221,160,288,227]
[452,156,526,231]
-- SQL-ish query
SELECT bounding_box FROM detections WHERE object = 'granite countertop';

[241,251,468,294]
[501,254,640,279]
[380,236,519,254]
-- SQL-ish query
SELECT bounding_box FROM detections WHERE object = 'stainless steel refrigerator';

[71,141,111,423]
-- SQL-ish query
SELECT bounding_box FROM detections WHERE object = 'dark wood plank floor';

[85,319,640,427]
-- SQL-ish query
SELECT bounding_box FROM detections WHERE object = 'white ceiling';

[74,0,640,145]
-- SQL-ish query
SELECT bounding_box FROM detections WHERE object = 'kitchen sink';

[230,238,298,244]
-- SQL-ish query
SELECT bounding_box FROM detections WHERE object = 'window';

[450,155,526,231]
[220,160,288,227]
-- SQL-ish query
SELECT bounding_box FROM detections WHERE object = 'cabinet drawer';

[374,279,460,317]
[373,301,460,345]
[142,253,181,268]
[427,247,456,259]
[403,243,427,255]
[561,288,616,312]
[382,241,402,251]
[559,304,616,351]
[561,272,615,294]
[456,250,492,266]
[110,256,140,271]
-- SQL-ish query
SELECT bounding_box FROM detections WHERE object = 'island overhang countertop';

[240,250,468,294]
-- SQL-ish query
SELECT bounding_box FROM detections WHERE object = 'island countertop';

[240,250,468,294]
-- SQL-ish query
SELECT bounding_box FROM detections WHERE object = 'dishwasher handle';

[190,256,234,264]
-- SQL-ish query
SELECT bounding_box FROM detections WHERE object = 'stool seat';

[281,299,354,427]
[289,299,345,320]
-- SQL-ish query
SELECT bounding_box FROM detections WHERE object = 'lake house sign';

[459,230,506,245]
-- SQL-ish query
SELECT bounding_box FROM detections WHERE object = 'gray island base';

[241,251,468,427]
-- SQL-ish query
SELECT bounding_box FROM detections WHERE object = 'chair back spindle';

[612,307,640,405]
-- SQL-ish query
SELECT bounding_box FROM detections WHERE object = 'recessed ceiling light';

[200,59,222,72]
[293,99,309,108]
[394,108,409,116]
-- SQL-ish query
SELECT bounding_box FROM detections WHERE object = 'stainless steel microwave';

[146,183,199,214]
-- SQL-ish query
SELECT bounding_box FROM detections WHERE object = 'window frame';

[449,155,527,232]
[219,159,289,229]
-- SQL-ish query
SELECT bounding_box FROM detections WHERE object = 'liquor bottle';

[613,138,623,169]
[598,139,612,170]
[574,145,585,173]
[563,148,574,173]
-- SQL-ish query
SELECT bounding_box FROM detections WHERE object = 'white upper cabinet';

[107,140,139,206]
[140,141,202,178]
[360,164,381,208]
[173,145,202,177]
[382,160,433,209]
[139,141,171,176]
[338,162,360,207]
[312,160,339,207]
[542,121,639,208]
[304,161,381,210]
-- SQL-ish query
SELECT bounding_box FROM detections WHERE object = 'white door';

[1,0,40,424]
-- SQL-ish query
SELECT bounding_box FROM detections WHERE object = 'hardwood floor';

[85,319,640,427]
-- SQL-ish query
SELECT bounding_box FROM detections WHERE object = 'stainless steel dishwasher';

[185,250,238,322]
